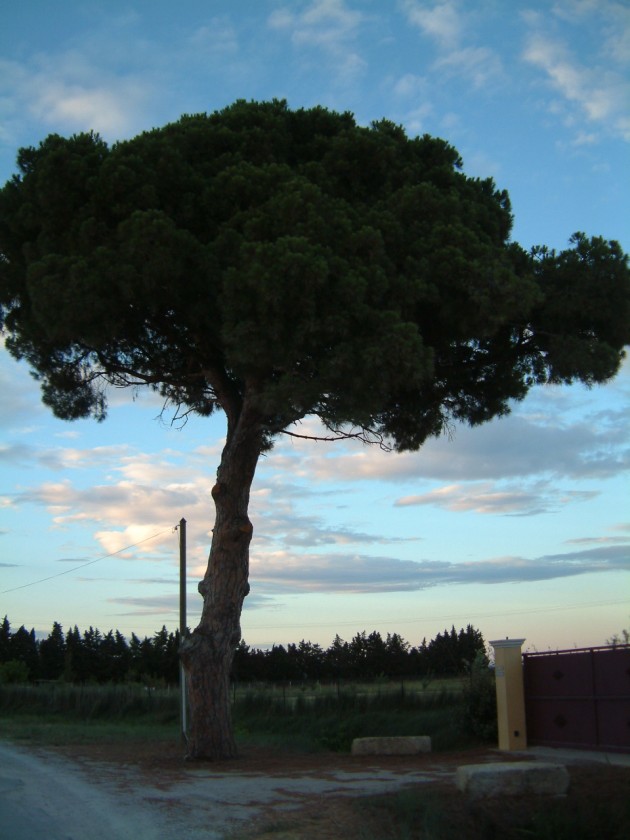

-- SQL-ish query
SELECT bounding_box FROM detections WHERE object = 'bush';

[0,660,29,684]
[459,651,497,741]
[0,682,179,721]
[230,679,474,753]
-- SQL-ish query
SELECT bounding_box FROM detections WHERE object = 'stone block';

[455,761,570,798]
[351,736,431,756]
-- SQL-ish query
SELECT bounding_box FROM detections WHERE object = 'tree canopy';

[2,99,627,452]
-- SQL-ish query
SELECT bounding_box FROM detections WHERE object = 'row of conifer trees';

[0,615,486,685]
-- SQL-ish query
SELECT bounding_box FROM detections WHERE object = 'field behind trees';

[0,617,497,751]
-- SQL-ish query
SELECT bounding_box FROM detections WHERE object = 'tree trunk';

[180,401,263,760]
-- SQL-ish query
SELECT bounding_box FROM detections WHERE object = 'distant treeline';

[0,616,486,686]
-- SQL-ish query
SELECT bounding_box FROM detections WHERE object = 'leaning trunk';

[180,405,263,760]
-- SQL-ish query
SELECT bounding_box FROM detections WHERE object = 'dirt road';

[0,742,165,839]
[4,739,626,839]
[0,741,456,839]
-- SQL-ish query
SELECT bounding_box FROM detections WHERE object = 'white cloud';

[267,0,367,84]
[393,73,428,98]
[3,408,628,604]
[395,482,598,516]
[401,103,434,136]
[0,443,34,465]
[551,0,630,65]
[281,408,630,485]
[93,523,176,558]
[338,51,368,80]
[249,543,630,594]
[400,0,504,92]
[566,534,630,546]
[390,73,434,135]
[115,452,194,485]
[395,483,538,515]
[14,472,208,565]
[0,53,153,141]
[401,0,462,49]
[522,29,630,142]
[189,16,239,54]
[434,45,503,89]
[32,81,146,137]
[105,593,181,618]
[106,588,272,619]
[572,130,599,146]
[269,0,365,48]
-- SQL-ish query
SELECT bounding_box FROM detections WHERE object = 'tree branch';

[280,424,392,451]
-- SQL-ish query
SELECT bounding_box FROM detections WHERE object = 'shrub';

[459,651,497,741]
[0,660,29,684]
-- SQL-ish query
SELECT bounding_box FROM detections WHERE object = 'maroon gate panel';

[523,645,630,753]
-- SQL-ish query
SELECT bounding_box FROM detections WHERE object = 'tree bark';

[180,399,263,760]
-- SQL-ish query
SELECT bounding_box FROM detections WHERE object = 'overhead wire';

[1,526,176,594]
[4,524,626,640]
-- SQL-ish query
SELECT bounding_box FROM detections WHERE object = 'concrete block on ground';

[455,762,570,798]
[351,736,431,756]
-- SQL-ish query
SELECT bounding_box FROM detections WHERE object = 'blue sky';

[1,0,628,653]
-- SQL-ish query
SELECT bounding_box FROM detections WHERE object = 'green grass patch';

[0,677,493,754]
[0,714,180,747]
[0,682,180,721]
[232,683,478,753]
[0,683,181,748]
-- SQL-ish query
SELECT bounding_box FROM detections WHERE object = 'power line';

[1,526,176,594]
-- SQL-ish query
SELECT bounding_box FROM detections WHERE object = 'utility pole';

[178,517,187,742]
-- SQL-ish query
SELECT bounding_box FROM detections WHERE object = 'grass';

[0,682,180,720]
[232,679,474,753]
[346,782,630,840]
[234,703,475,753]
[231,676,461,707]
[0,714,180,746]
[0,682,182,749]
[0,676,488,754]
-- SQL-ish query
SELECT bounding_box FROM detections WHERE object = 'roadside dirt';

[46,740,630,839]
[52,738,495,778]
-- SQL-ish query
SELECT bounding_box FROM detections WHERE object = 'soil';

[46,740,630,840]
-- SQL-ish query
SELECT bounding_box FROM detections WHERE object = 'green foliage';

[2,100,626,450]
[0,682,179,721]
[2,622,39,680]
[459,650,498,741]
[2,617,488,685]
[232,682,467,753]
[0,677,478,752]
[0,716,179,747]
[0,660,29,684]
[0,618,182,685]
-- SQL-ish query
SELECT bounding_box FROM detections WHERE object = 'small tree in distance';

[1,100,628,759]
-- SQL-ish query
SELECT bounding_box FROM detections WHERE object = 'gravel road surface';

[0,742,453,839]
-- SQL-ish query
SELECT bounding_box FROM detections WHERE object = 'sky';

[1,0,629,655]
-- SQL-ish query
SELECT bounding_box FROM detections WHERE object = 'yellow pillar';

[490,638,527,751]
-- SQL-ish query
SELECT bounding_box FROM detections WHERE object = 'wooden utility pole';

[179,517,187,742]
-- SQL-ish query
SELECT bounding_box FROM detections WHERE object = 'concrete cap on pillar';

[490,638,526,649]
